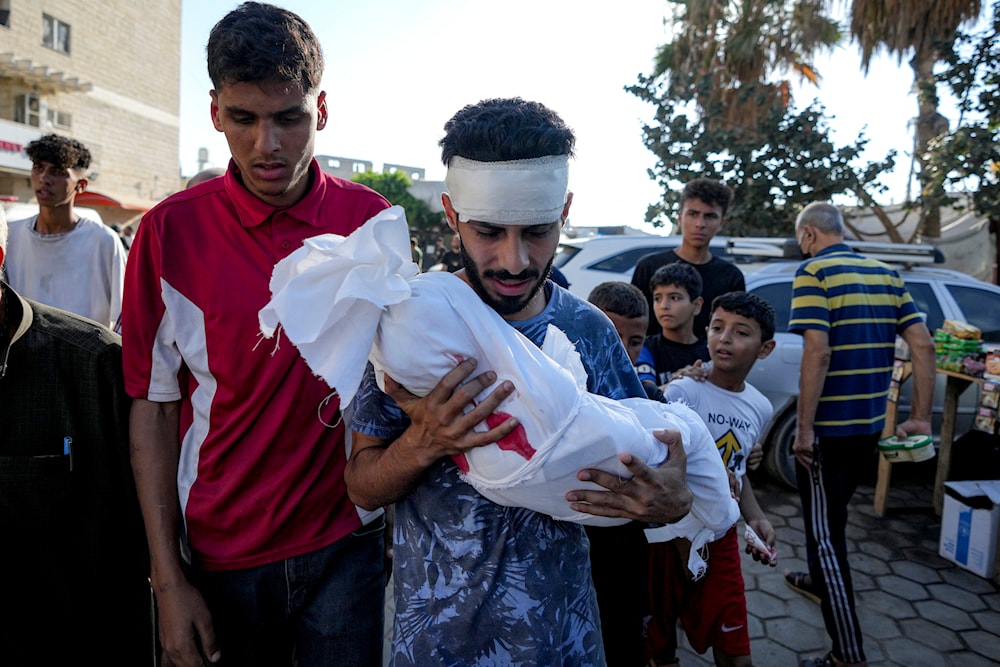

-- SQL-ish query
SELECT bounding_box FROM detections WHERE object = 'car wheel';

[764,407,798,489]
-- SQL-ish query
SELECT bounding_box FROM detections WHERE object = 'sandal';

[785,571,823,605]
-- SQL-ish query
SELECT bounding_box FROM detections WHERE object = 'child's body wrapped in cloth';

[259,206,737,577]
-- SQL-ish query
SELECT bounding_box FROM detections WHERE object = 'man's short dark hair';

[649,262,702,301]
[588,281,648,319]
[25,134,91,171]
[439,97,576,165]
[681,178,733,216]
[207,2,324,93]
[711,291,775,342]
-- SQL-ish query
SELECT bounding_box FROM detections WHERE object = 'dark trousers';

[796,434,877,664]
[190,515,386,667]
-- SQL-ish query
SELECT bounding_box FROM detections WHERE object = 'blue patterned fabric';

[352,283,644,666]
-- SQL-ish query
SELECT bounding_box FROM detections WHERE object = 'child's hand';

[745,519,777,567]
[747,442,763,472]
[671,359,709,383]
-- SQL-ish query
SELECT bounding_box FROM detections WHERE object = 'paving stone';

[769,501,800,518]
[746,612,764,640]
[881,637,955,666]
[890,558,943,584]
[856,589,917,618]
[852,551,892,576]
[744,589,786,620]
[762,616,828,652]
[985,593,1000,613]
[899,618,966,651]
[939,566,997,593]
[873,573,931,601]
[858,539,895,560]
[962,630,1000,661]
[748,641,798,666]
[903,545,952,569]
[856,607,901,640]
[851,569,877,593]
[945,650,1000,667]
[926,583,989,613]
[972,608,1000,635]
[913,599,977,631]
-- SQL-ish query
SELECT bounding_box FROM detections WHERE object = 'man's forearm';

[902,324,936,424]
[129,398,186,589]
[797,333,831,432]
[345,428,440,511]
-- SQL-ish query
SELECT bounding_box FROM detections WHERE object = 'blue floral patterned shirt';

[351,283,644,666]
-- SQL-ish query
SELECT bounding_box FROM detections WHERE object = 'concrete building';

[0,0,181,225]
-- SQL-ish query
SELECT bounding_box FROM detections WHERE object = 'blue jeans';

[191,515,386,667]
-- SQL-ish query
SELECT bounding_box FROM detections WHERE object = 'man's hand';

[383,358,518,466]
[895,418,932,440]
[155,578,220,667]
[793,427,817,469]
[566,429,692,524]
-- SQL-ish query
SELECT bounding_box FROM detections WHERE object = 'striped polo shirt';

[789,243,922,437]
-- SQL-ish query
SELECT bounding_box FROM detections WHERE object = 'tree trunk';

[911,45,947,240]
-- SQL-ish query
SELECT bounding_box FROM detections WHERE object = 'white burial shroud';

[259,207,737,573]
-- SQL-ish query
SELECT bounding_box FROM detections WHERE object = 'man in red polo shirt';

[122,4,389,666]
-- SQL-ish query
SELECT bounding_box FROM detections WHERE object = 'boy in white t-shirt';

[646,291,777,667]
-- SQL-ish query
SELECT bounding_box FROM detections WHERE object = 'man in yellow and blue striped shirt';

[788,202,935,667]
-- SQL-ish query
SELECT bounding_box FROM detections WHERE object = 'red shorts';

[644,525,750,661]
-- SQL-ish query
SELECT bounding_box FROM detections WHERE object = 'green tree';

[925,1,1000,261]
[632,0,895,236]
[848,0,984,239]
[352,171,445,246]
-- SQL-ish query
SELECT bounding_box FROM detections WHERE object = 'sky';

[178,0,941,234]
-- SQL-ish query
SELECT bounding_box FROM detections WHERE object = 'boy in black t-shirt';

[636,262,710,389]
[631,178,744,336]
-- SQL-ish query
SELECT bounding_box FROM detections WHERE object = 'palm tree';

[848,0,983,239]
[656,0,841,134]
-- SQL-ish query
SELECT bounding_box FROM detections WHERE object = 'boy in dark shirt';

[636,262,710,390]
[631,178,744,337]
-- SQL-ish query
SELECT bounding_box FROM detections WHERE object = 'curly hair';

[710,291,776,342]
[680,178,733,216]
[207,2,323,93]
[439,97,575,165]
[25,134,91,171]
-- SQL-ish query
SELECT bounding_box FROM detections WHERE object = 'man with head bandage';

[346,98,693,666]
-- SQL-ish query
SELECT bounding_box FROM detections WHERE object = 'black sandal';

[785,571,822,605]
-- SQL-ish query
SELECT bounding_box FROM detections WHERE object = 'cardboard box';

[939,481,1000,578]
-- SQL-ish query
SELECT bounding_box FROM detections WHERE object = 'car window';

[904,281,944,333]
[945,284,1000,342]
[749,281,793,333]
[553,244,581,269]
[587,246,675,273]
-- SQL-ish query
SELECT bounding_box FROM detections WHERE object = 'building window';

[42,14,71,53]
[47,108,72,129]
[14,93,41,127]
[352,162,367,173]
[0,0,11,28]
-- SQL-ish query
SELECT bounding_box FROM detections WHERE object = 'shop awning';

[76,190,151,212]
[0,52,92,93]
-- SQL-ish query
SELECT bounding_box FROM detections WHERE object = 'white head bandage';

[444,155,569,225]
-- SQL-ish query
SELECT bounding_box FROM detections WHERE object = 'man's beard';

[459,241,554,317]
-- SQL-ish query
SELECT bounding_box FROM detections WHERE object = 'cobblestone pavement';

[383,462,1000,666]
[677,464,1000,666]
